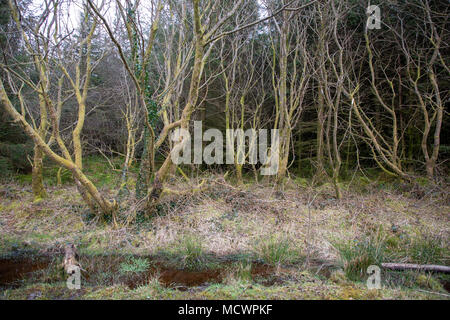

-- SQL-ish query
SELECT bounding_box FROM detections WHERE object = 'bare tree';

[394,0,447,179]
[269,0,311,184]
[1,0,117,215]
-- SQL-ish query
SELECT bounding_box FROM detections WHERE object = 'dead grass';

[0,174,449,299]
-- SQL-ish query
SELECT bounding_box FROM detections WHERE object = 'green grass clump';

[119,257,150,274]
[409,234,448,265]
[178,235,205,270]
[234,261,253,282]
[158,235,208,270]
[334,234,386,281]
[386,231,449,266]
[253,235,298,266]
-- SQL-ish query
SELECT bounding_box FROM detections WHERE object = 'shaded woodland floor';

[0,158,449,300]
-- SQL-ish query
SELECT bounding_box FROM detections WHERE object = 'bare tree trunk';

[145,2,206,212]
[316,86,325,177]
[31,145,46,200]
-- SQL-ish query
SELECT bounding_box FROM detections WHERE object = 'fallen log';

[382,263,450,273]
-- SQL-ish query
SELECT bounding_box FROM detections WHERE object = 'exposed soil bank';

[2,254,448,294]
[0,254,277,291]
[0,258,50,289]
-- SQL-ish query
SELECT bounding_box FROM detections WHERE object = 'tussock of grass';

[252,235,300,266]
[119,257,150,274]
[176,235,206,270]
[235,261,253,281]
[333,233,386,281]
[156,235,214,270]
[223,261,253,285]
[333,227,449,285]
[409,234,448,265]
[382,269,449,295]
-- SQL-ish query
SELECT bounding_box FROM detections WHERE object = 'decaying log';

[382,263,450,273]
[63,243,79,274]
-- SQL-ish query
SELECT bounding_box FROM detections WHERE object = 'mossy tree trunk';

[31,145,46,200]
